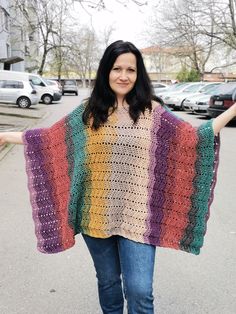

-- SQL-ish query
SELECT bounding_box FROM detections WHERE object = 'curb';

[0,104,48,120]
[0,111,45,119]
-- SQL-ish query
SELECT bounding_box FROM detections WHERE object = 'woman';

[0,40,236,314]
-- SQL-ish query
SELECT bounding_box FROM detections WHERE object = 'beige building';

[0,0,39,71]
[203,72,236,82]
[141,45,236,83]
[140,45,191,83]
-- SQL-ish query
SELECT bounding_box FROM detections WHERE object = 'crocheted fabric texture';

[23,102,220,255]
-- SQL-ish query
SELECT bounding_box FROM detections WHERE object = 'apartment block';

[0,0,39,71]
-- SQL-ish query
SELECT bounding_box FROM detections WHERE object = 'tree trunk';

[38,48,47,76]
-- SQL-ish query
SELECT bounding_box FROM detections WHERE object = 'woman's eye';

[113,67,120,71]
[128,69,135,72]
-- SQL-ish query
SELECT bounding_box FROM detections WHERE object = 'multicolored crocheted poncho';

[23,102,220,255]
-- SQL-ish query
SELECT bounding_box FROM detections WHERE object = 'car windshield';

[214,82,236,94]
[200,83,221,93]
[65,80,76,85]
[31,77,46,86]
[167,83,188,91]
[184,83,205,92]
[205,85,223,95]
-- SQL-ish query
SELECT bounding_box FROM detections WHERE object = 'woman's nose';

[119,71,128,80]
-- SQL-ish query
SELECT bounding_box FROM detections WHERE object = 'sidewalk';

[0,103,48,160]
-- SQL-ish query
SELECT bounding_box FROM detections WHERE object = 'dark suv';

[62,79,78,95]
[208,82,236,118]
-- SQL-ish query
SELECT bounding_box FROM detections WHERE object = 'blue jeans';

[82,234,156,314]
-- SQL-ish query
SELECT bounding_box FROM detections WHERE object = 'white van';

[0,70,62,104]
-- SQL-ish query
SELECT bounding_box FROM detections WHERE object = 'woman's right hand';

[0,132,24,145]
[0,133,8,146]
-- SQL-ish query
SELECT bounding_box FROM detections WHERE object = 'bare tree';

[147,0,217,78]
[63,26,100,87]
[197,0,236,50]
[73,0,147,10]
[0,5,10,35]
[9,0,148,76]
[49,1,77,80]
[12,0,74,75]
[101,25,116,48]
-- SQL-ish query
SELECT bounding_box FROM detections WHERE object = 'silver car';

[0,79,40,108]
[62,79,78,95]
[45,79,62,92]
[184,84,223,115]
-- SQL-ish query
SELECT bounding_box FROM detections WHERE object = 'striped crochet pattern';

[23,102,220,255]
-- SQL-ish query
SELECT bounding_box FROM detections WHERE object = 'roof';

[0,56,24,64]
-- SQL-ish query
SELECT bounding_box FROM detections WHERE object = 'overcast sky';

[72,1,155,48]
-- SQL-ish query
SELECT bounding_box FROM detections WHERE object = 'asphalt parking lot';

[0,92,236,314]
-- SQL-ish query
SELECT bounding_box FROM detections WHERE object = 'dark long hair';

[82,40,163,129]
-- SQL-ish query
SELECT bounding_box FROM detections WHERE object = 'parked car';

[44,79,62,92]
[183,83,223,112]
[0,70,62,104]
[62,79,78,95]
[157,82,188,98]
[208,82,236,118]
[30,75,62,104]
[152,82,168,89]
[0,79,39,108]
[163,82,207,110]
[165,82,223,110]
[191,94,215,116]
[153,82,169,95]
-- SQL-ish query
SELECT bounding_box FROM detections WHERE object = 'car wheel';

[75,92,78,96]
[17,96,31,108]
[42,94,53,104]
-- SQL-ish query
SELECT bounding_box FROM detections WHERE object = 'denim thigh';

[82,234,121,281]
[82,234,124,314]
[117,237,156,314]
[82,234,156,314]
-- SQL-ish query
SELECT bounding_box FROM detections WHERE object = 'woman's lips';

[117,83,129,87]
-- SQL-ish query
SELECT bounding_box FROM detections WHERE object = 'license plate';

[214,100,223,106]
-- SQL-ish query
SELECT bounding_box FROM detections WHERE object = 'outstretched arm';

[0,104,235,145]
[212,103,236,135]
[0,132,23,145]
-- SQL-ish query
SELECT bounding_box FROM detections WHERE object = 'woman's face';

[109,53,137,100]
